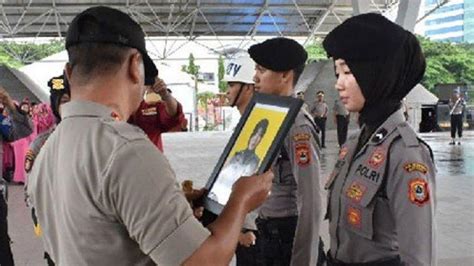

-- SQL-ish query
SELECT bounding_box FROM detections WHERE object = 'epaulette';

[396,122,419,148]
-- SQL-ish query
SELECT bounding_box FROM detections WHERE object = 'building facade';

[424,0,473,43]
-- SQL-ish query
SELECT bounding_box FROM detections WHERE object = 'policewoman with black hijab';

[323,13,436,266]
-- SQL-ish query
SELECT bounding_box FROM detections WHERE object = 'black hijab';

[323,13,426,128]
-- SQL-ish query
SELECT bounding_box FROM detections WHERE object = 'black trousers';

[256,216,297,266]
[450,114,463,138]
[327,252,401,266]
[314,117,327,147]
[0,196,14,266]
[336,115,349,146]
[236,230,263,266]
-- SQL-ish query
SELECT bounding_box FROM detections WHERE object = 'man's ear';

[128,52,143,85]
[281,70,294,85]
[65,63,73,83]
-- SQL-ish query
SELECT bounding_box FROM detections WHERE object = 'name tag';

[141,107,157,116]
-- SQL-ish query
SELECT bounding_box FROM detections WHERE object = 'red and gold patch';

[404,163,428,174]
[24,150,35,173]
[346,181,366,203]
[347,206,361,227]
[408,178,430,206]
[367,147,385,169]
[295,143,311,166]
[293,133,311,142]
[339,146,348,160]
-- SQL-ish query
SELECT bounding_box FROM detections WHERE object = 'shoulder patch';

[295,143,311,166]
[404,162,428,174]
[293,133,311,142]
[24,150,36,173]
[408,177,430,206]
[397,123,419,147]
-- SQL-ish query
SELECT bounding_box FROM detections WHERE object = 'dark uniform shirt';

[325,109,436,265]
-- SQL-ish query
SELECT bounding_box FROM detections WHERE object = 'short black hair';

[67,16,132,84]
[292,64,305,87]
[251,119,269,139]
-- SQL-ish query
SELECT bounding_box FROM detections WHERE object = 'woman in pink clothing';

[12,101,54,184]
[12,100,34,184]
[32,103,55,135]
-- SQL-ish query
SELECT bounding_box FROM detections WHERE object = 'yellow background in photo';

[227,104,288,168]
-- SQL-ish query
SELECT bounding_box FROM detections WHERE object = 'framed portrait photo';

[204,93,303,215]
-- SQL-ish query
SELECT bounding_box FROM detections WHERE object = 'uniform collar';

[366,108,405,145]
[62,100,116,120]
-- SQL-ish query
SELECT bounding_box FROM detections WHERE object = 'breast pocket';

[340,178,382,240]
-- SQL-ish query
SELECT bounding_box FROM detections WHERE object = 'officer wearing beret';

[26,6,273,265]
[323,13,436,266]
[249,37,324,266]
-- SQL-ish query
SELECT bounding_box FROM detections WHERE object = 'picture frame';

[204,93,303,215]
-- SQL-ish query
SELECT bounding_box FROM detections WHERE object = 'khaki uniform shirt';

[325,109,436,265]
[27,100,210,266]
[311,101,328,118]
[259,110,323,266]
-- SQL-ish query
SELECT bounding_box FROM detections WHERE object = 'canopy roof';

[0,0,399,41]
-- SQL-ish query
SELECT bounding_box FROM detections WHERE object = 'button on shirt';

[27,100,209,265]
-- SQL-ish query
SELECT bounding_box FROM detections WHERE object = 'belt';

[327,252,401,266]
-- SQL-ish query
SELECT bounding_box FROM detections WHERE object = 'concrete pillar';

[395,0,422,32]
[352,0,371,15]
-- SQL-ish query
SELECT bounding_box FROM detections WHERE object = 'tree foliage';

[304,37,474,93]
[0,40,64,68]
[218,55,226,93]
[181,53,200,77]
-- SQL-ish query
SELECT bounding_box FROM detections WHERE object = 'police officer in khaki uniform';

[322,13,436,266]
[25,74,71,266]
[27,6,273,265]
[249,37,323,266]
[311,91,329,148]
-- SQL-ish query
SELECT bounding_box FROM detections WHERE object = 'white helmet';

[223,56,255,84]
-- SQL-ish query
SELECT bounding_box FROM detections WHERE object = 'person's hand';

[0,87,14,110]
[151,78,170,99]
[238,231,256,247]
[230,170,273,213]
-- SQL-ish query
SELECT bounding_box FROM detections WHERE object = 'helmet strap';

[230,83,245,107]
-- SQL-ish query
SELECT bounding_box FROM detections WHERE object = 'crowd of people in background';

[2,99,55,185]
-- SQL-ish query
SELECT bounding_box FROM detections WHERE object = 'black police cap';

[323,13,408,61]
[248,37,307,72]
[65,6,158,85]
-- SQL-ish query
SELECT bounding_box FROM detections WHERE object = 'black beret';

[248,37,307,71]
[323,13,408,61]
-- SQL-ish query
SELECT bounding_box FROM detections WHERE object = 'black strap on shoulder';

[417,137,435,162]
[302,113,322,148]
